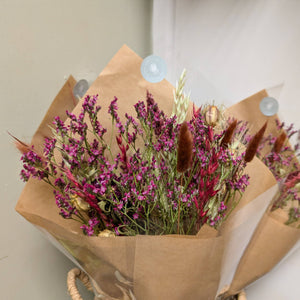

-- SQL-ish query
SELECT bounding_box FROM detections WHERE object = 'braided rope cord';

[237,290,247,300]
[67,268,247,300]
[67,268,93,300]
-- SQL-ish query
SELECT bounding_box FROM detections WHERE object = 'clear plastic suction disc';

[141,55,167,83]
[73,79,89,99]
[260,97,279,116]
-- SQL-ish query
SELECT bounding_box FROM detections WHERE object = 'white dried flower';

[98,229,116,237]
[172,69,190,123]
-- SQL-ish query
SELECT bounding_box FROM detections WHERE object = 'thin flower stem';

[177,176,183,234]
[123,211,147,233]
[222,190,240,223]
[186,213,198,235]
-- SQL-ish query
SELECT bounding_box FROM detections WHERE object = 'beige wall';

[0,1,152,299]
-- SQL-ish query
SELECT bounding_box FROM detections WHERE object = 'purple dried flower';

[80,218,100,236]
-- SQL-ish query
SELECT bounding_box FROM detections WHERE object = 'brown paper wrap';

[221,92,300,296]
[32,75,78,153]
[225,209,300,296]
[15,45,298,299]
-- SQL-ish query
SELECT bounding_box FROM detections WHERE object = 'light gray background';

[0,1,151,299]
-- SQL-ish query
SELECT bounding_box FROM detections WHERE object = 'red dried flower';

[284,170,300,189]
[8,131,31,154]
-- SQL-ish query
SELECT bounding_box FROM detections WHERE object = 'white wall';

[0,1,152,299]
[153,0,300,130]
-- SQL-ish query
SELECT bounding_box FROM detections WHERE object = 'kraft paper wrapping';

[15,45,298,299]
[225,209,300,296]
[222,91,300,297]
[32,75,78,154]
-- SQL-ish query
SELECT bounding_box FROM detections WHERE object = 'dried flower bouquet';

[15,46,299,300]
[19,86,260,237]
